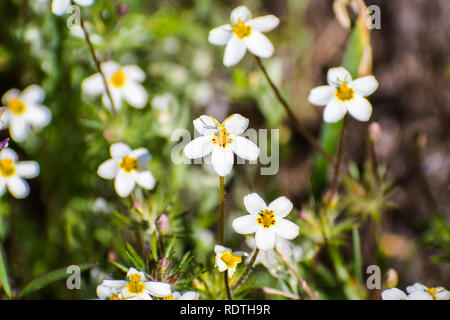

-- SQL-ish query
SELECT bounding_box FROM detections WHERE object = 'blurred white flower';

[232,193,299,251]
[82,61,148,110]
[308,66,378,123]
[1,85,51,142]
[0,148,39,199]
[166,291,200,300]
[214,245,247,278]
[51,0,94,16]
[193,50,213,76]
[190,81,214,107]
[97,143,155,198]
[208,5,279,67]
[69,22,102,45]
[406,283,450,300]
[184,114,259,177]
[381,288,408,300]
[96,267,171,300]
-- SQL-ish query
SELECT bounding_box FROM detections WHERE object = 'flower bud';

[116,3,128,16]
[156,214,170,233]
[158,257,169,271]
[385,268,398,289]
[368,122,382,142]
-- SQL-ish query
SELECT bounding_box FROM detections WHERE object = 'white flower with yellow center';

[406,283,449,300]
[184,114,260,177]
[381,288,408,300]
[97,143,156,198]
[96,267,171,300]
[1,85,51,142]
[51,0,94,16]
[82,61,148,110]
[0,148,39,199]
[214,245,247,278]
[208,5,279,67]
[308,67,379,123]
[232,193,299,251]
[164,291,200,300]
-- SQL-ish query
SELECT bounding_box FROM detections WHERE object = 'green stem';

[329,114,347,197]
[224,273,232,300]
[233,248,259,290]
[219,176,225,245]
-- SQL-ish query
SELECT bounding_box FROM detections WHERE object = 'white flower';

[97,143,156,198]
[1,85,51,142]
[232,193,299,251]
[208,5,279,67]
[381,288,408,300]
[166,291,200,300]
[82,61,148,110]
[51,0,94,16]
[0,148,39,199]
[96,267,171,300]
[308,66,379,123]
[183,114,260,177]
[214,245,247,278]
[406,283,450,300]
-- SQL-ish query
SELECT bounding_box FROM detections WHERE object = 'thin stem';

[329,114,347,196]
[364,127,379,187]
[261,287,301,300]
[274,248,318,300]
[219,176,225,245]
[233,248,259,290]
[74,2,118,117]
[254,56,333,165]
[224,273,232,300]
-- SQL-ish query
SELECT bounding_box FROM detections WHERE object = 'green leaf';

[352,226,363,282]
[111,261,129,273]
[18,263,96,298]
[125,243,145,271]
[0,245,12,298]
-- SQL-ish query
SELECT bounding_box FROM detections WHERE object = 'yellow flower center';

[335,83,354,102]
[221,251,242,269]
[164,294,174,300]
[0,159,15,178]
[232,19,252,39]
[110,69,126,88]
[211,128,233,149]
[108,294,120,300]
[427,287,442,300]
[7,98,26,115]
[256,209,276,229]
[119,156,138,173]
[126,274,146,295]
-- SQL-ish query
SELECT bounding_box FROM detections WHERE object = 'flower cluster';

[382,283,450,300]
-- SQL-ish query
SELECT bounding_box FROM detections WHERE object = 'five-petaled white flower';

[308,67,379,123]
[1,85,51,142]
[97,143,156,198]
[96,267,171,300]
[208,5,279,67]
[406,283,450,300]
[82,61,148,110]
[214,245,247,278]
[232,193,299,251]
[183,114,260,177]
[51,0,94,16]
[0,148,39,199]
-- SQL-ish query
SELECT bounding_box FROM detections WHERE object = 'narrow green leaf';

[352,226,363,282]
[151,234,158,262]
[0,245,12,298]
[164,236,177,259]
[125,243,145,270]
[111,261,129,273]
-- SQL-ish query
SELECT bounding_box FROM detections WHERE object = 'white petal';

[255,228,276,250]
[230,5,252,24]
[145,282,171,298]
[223,36,247,67]
[406,283,428,294]
[244,193,267,215]
[0,179,5,197]
[122,65,146,82]
[101,280,128,289]
[102,88,122,110]
[101,61,121,77]
[308,85,334,106]
[97,159,119,179]
[184,136,213,159]
[123,81,148,109]
[208,25,232,46]
[2,89,21,105]
[215,257,227,272]
[24,105,51,128]
[275,236,293,258]
[232,215,258,234]
[132,170,156,190]
[179,291,199,300]
[9,118,29,142]
[0,148,18,161]
[272,219,299,240]
[323,98,347,123]
[268,196,293,218]
[21,85,45,104]
[96,284,114,299]
[223,113,248,135]
[435,290,450,300]
[349,75,378,97]
[244,31,274,59]
[211,146,234,177]
[81,73,104,96]
[193,115,219,136]
[227,267,237,278]
[327,67,352,87]
[6,176,30,199]
[408,291,433,300]
[74,0,94,7]
[129,148,151,166]
[127,267,145,279]
[346,94,372,122]
[52,0,70,16]
[110,143,131,159]
[381,288,407,300]
[230,136,259,161]
[114,170,135,197]
[15,161,39,178]
[247,15,280,33]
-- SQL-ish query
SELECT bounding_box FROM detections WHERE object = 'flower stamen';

[110,69,126,88]
[0,159,15,178]
[126,274,146,295]
[221,251,242,269]
[119,156,138,173]
[212,128,233,148]
[7,98,26,115]
[231,19,252,40]
[256,209,276,229]
[335,83,354,102]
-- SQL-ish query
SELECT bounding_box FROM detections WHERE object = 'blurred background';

[0,0,448,299]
